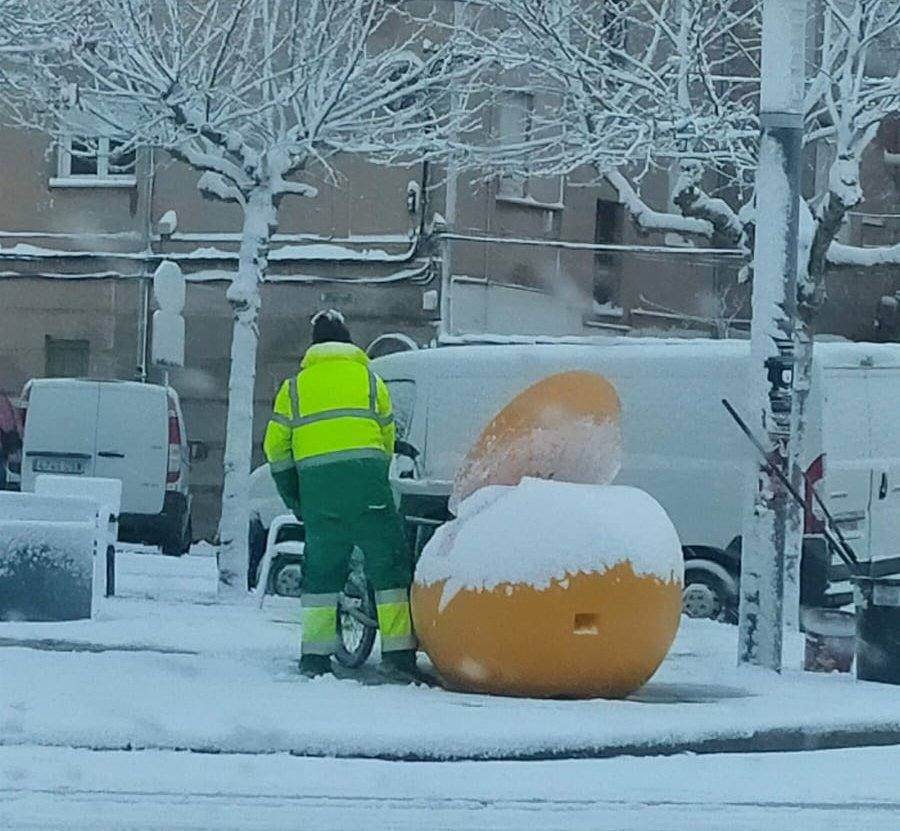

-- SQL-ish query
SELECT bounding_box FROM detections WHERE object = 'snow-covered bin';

[0,492,99,621]
[412,479,684,699]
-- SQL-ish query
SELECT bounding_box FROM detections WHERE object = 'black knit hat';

[311,309,352,344]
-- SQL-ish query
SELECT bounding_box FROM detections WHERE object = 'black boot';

[379,649,423,684]
[298,654,332,678]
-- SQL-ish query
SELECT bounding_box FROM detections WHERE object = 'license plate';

[33,457,86,475]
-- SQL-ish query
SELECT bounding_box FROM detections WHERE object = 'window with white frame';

[53,135,137,186]
[497,92,533,200]
[496,92,564,208]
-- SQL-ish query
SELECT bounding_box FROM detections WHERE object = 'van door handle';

[98,451,126,459]
[879,473,888,500]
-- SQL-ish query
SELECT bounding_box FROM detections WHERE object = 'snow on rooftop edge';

[395,336,900,369]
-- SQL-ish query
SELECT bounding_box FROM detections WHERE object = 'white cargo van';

[21,379,192,555]
[368,339,900,620]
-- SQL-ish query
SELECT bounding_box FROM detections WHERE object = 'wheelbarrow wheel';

[335,577,378,668]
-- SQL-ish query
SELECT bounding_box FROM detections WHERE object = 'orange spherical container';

[450,371,622,514]
[412,480,683,699]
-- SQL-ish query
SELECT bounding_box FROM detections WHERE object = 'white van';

[21,379,192,555]
[367,339,900,620]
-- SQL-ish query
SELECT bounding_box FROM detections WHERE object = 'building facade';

[1,65,898,538]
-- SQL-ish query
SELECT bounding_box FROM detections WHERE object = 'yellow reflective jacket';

[263,342,395,475]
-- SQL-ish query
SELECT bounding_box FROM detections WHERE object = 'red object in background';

[804,453,826,535]
[166,393,182,485]
[0,392,23,438]
[0,393,25,447]
[0,392,24,480]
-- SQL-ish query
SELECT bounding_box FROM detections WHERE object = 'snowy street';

[2,549,900,762]
[3,744,899,830]
[2,549,900,829]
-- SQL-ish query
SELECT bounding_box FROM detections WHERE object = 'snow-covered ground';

[3,548,900,829]
[2,548,899,763]
[2,744,899,830]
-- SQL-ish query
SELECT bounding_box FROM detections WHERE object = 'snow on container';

[449,371,622,514]
[0,492,98,621]
[412,479,684,699]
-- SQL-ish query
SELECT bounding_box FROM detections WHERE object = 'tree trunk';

[786,161,861,627]
[217,188,275,597]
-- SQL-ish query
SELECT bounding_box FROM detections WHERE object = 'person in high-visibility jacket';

[263,310,418,679]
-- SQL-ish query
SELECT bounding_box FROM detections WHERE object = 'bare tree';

[459,0,759,242]
[3,0,481,596]
[466,0,900,294]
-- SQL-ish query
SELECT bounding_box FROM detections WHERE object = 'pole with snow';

[738,0,807,670]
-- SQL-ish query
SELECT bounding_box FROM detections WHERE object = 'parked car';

[21,378,192,555]
[0,392,24,490]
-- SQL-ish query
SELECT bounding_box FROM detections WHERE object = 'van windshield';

[384,380,415,440]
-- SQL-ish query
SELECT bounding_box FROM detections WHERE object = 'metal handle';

[25,450,92,459]
[880,472,889,500]
[98,451,126,459]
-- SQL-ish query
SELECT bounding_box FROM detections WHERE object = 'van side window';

[45,336,90,378]
[384,380,415,440]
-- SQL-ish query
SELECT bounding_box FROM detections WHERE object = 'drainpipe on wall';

[437,1,465,341]
[137,147,156,382]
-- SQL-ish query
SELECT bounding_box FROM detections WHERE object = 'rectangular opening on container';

[573,614,600,635]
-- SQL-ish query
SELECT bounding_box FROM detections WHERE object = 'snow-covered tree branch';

[0,0,84,54]
[1,0,484,595]
[453,0,762,250]
[465,0,899,303]
[802,0,900,307]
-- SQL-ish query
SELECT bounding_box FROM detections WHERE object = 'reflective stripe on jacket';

[263,342,395,472]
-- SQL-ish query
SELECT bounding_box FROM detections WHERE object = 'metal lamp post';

[738,0,808,670]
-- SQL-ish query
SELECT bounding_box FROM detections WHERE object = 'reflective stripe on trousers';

[301,592,339,656]
[375,588,417,653]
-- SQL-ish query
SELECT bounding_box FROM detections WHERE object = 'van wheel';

[161,539,181,556]
[683,560,739,624]
[180,516,193,555]
[161,514,189,557]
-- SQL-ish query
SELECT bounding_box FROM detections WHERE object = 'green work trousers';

[297,456,417,656]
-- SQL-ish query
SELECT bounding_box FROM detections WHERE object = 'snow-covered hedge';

[0,518,95,622]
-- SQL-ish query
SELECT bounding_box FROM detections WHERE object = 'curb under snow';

[4,723,900,763]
